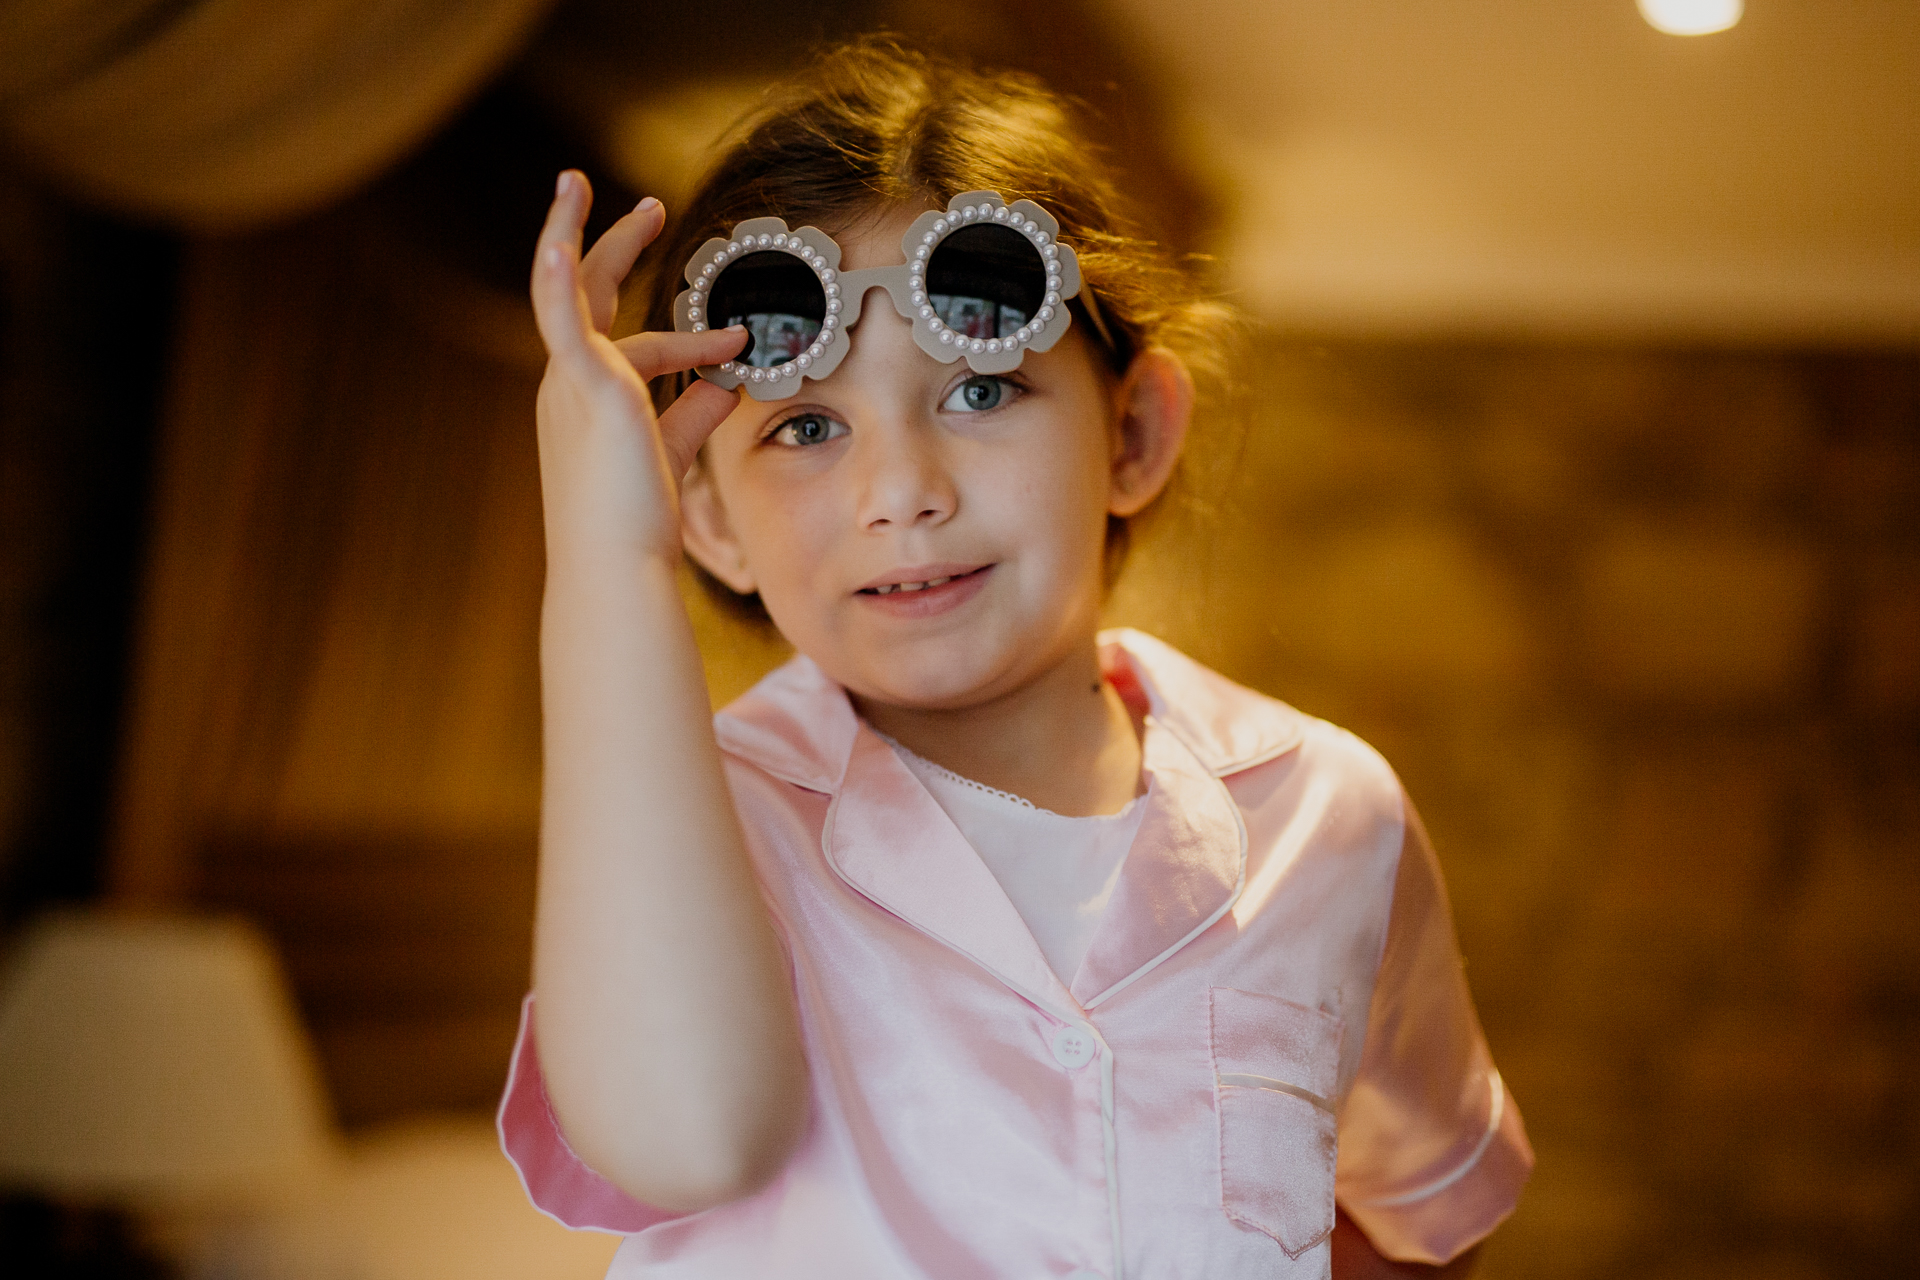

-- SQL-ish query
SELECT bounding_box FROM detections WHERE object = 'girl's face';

[681,203,1189,712]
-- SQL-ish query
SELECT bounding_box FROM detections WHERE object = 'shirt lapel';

[824,723,1077,1014]
[1069,716,1247,1008]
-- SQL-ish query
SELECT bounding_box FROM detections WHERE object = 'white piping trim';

[1350,1071,1505,1208]
[1200,735,1302,779]
[1217,1074,1335,1115]
[496,998,633,1235]
[1097,1029,1124,1280]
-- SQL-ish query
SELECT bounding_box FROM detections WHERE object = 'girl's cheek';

[757,484,841,592]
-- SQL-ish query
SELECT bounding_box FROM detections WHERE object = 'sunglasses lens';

[925,224,1047,341]
[706,251,824,367]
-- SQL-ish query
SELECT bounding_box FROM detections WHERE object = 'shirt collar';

[713,627,1305,793]
[714,630,1307,1013]
[1094,628,1305,775]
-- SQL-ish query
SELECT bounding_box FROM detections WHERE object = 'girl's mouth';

[855,564,994,616]
[867,575,957,595]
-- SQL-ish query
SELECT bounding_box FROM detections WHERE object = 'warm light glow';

[0,912,338,1207]
[1638,0,1743,36]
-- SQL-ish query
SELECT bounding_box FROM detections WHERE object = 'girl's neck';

[852,640,1145,818]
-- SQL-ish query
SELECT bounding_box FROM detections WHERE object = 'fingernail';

[555,171,573,197]
[636,196,661,214]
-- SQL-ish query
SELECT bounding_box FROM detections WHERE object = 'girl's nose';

[855,424,957,531]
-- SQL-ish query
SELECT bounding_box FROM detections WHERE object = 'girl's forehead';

[826,201,940,271]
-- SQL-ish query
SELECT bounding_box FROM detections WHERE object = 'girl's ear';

[1108,347,1194,518]
[680,458,759,594]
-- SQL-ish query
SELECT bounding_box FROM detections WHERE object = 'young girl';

[500,40,1531,1280]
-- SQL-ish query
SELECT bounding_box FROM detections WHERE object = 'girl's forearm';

[533,546,807,1212]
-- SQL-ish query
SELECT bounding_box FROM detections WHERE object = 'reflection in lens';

[706,251,825,367]
[926,224,1046,341]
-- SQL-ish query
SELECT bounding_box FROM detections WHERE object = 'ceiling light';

[1637,0,1743,36]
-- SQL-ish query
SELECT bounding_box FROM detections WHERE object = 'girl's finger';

[530,172,597,365]
[580,197,666,334]
[656,380,743,479]
[614,326,750,381]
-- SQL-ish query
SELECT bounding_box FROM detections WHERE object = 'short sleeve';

[1334,796,1534,1264]
[497,994,686,1234]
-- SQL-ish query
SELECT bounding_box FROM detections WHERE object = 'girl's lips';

[854,564,994,618]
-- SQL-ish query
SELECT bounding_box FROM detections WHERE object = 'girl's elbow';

[592,1075,812,1213]
[662,1098,810,1211]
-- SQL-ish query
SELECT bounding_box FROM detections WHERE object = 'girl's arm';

[528,171,808,1212]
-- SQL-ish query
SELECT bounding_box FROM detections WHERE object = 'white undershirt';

[887,740,1145,983]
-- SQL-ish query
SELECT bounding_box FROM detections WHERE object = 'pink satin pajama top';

[500,630,1533,1278]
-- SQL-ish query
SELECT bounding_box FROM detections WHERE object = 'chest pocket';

[1209,986,1344,1259]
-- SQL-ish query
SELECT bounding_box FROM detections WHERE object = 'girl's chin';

[835,631,1033,711]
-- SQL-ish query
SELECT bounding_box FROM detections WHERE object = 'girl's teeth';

[875,575,957,595]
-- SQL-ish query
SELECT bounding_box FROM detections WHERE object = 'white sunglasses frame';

[673,189,1083,402]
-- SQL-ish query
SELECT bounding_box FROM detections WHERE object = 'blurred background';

[1,1,1914,1276]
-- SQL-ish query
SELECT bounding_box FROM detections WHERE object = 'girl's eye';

[769,413,848,447]
[941,375,1014,413]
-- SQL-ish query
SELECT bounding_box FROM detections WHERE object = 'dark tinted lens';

[925,224,1046,340]
[707,251,824,367]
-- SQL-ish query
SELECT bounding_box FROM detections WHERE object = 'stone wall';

[1103,340,1919,1279]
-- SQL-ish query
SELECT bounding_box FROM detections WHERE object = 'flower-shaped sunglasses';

[673,189,1107,402]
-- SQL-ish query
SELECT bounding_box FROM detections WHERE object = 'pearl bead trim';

[684,229,837,379]
[909,199,1059,355]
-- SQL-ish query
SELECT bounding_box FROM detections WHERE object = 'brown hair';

[629,36,1239,622]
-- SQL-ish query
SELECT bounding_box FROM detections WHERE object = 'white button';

[1051,1025,1096,1069]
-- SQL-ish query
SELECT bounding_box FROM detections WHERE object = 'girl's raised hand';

[531,171,747,563]
[530,173,809,1205]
